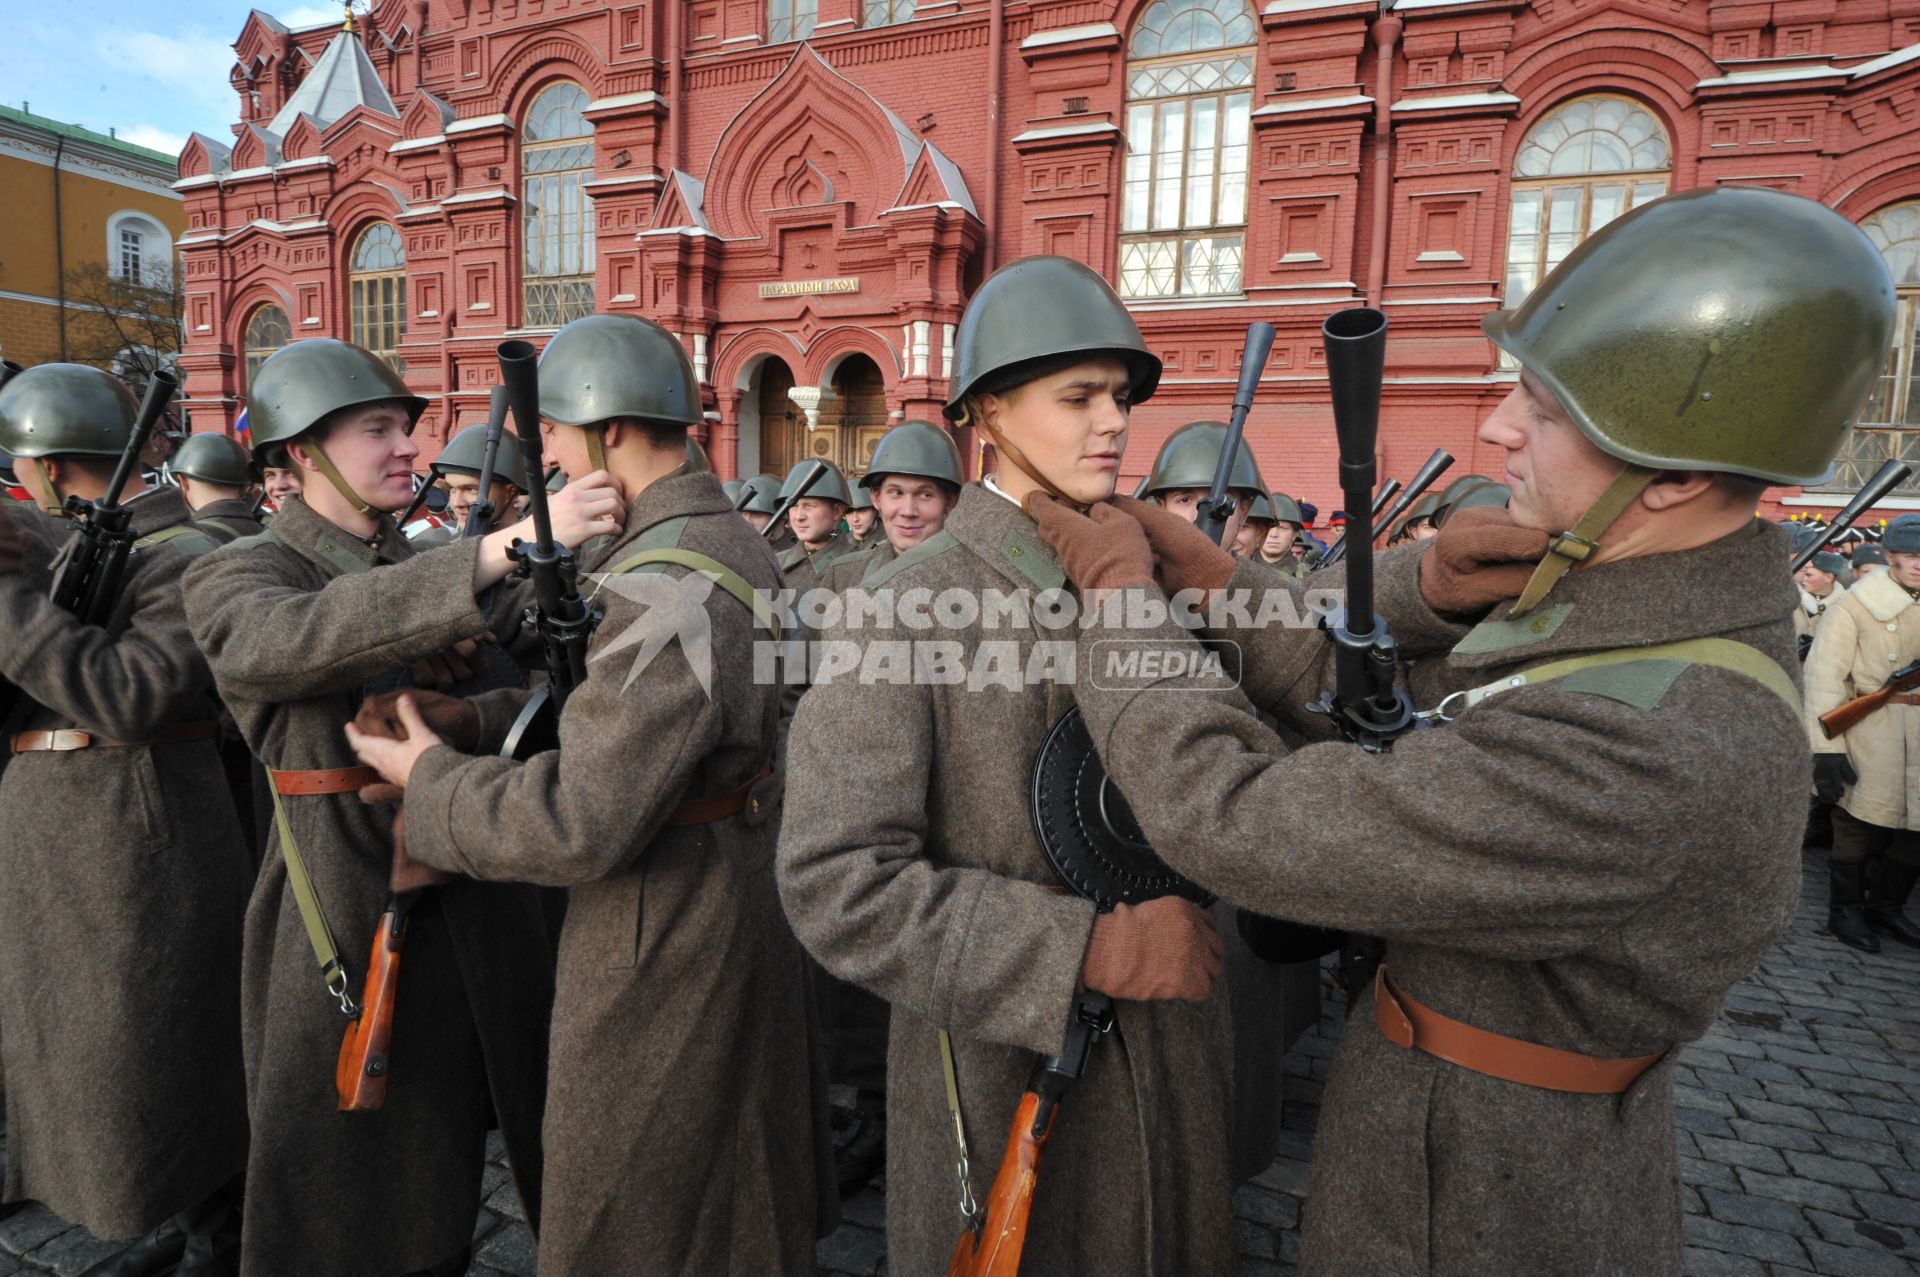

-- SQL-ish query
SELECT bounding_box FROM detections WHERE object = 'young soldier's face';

[1889,550,1920,591]
[445,474,516,526]
[742,510,773,533]
[1264,522,1298,556]
[1855,560,1885,578]
[1478,370,1617,534]
[301,402,420,512]
[1407,520,1439,542]
[787,497,844,546]
[980,357,1131,505]
[1794,563,1836,596]
[1154,486,1251,550]
[845,507,878,538]
[262,466,302,503]
[1235,518,1272,557]
[875,475,957,551]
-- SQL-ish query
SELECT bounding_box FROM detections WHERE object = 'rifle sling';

[267,780,360,1018]
[938,1028,980,1229]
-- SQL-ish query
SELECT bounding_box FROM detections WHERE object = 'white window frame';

[106,211,169,286]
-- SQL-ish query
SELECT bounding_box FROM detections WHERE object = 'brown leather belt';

[11,720,217,754]
[1373,964,1663,1095]
[667,766,772,826]
[1885,694,1920,707]
[271,766,382,796]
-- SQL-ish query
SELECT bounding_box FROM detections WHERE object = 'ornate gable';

[890,142,978,215]
[704,47,921,241]
[402,90,455,141]
[650,170,712,232]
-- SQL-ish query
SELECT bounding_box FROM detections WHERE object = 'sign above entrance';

[759,277,860,298]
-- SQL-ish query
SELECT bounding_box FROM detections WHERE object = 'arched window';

[243,304,290,393]
[349,223,407,374]
[106,211,169,286]
[1825,203,1920,493]
[521,82,595,328]
[1503,95,1671,310]
[1119,0,1256,300]
[769,0,817,43]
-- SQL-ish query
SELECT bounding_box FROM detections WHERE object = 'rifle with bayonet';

[1818,659,1920,739]
[953,323,1278,1277]
[49,370,178,626]
[497,341,602,759]
[462,385,510,539]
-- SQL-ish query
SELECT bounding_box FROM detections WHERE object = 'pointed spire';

[266,21,397,136]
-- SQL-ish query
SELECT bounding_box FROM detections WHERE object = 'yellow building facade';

[0,105,184,370]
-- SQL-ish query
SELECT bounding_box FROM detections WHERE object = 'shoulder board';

[223,531,280,553]
[863,529,959,588]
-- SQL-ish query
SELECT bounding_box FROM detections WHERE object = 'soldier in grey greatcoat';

[182,338,610,1277]
[0,364,250,1277]
[1024,186,1893,1274]
[346,315,833,1276]
[779,257,1240,1277]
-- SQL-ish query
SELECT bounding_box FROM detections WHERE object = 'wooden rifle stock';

[945,992,1110,1276]
[336,891,419,1111]
[1819,660,1920,739]
[947,1091,1053,1277]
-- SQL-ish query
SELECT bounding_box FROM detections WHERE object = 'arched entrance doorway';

[829,353,889,479]
[754,356,802,478]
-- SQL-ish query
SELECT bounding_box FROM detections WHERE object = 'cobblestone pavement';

[1,852,1913,1276]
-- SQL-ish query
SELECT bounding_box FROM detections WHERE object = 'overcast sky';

[0,1,357,158]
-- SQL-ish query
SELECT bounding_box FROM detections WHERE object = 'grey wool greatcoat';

[401,469,832,1276]
[181,496,554,1277]
[779,528,855,588]
[190,496,268,544]
[779,484,1241,1277]
[1061,522,1809,1275]
[0,488,251,1238]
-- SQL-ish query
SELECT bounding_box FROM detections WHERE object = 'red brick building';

[174,0,1920,517]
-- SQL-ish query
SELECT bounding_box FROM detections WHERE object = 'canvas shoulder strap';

[1456,637,1799,716]
[604,545,784,642]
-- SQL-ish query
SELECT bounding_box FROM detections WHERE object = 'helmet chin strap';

[19,458,66,517]
[1507,462,1658,617]
[964,400,1084,510]
[585,426,607,475]
[301,440,378,518]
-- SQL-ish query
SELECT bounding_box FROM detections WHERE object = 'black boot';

[77,1216,187,1277]
[1828,860,1882,953]
[172,1177,242,1277]
[833,1090,887,1195]
[1866,859,1920,947]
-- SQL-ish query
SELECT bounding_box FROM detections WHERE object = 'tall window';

[1503,96,1670,311]
[1119,0,1255,300]
[243,305,290,392]
[521,82,595,329]
[864,0,912,27]
[1826,203,1920,494]
[107,211,168,285]
[349,223,407,374]
[769,0,817,43]
[120,229,143,282]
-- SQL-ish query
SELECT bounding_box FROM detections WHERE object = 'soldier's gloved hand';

[353,689,482,753]
[0,510,27,577]
[1111,495,1238,604]
[1419,506,1551,616]
[409,637,487,689]
[1025,495,1154,598]
[388,811,450,892]
[1080,897,1225,1003]
[1813,754,1858,803]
